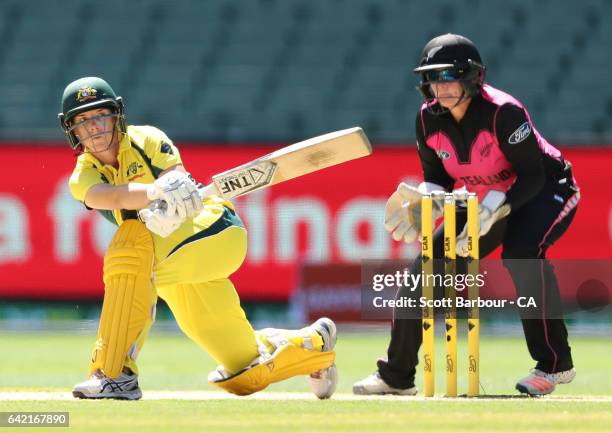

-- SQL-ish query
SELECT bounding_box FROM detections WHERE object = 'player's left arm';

[496,103,546,212]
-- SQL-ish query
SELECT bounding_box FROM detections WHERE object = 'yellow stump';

[421,195,435,397]
[467,193,480,397]
[444,194,457,397]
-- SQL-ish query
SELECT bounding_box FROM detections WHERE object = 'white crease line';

[1,391,611,402]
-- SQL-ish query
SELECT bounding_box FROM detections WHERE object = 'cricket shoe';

[353,372,417,396]
[307,317,338,399]
[73,370,142,400]
[515,368,576,396]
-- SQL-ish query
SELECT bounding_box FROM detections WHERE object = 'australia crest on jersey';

[126,162,145,181]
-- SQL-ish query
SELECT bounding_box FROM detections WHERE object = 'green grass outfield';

[0,330,611,433]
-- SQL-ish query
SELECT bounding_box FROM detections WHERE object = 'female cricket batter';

[353,34,580,396]
[60,77,337,400]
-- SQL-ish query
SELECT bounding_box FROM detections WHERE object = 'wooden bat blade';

[211,127,372,199]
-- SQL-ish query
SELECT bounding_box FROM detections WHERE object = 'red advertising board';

[0,144,610,301]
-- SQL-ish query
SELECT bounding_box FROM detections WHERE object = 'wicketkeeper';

[60,76,338,400]
[353,34,580,397]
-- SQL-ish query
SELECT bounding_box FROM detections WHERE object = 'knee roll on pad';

[209,344,336,396]
[89,220,156,378]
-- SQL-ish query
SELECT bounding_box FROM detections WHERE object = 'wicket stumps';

[421,195,435,397]
[466,193,480,397]
[421,191,480,398]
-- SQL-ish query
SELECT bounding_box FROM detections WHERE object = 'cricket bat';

[198,127,372,199]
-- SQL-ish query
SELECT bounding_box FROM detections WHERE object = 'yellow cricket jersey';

[69,125,241,263]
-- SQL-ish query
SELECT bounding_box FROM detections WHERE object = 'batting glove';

[138,202,184,238]
[146,171,203,219]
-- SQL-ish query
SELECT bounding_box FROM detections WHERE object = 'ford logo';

[508,122,531,144]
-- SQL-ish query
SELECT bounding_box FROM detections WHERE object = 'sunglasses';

[425,69,463,82]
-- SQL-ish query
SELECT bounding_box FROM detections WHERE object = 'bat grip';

[153,183,217,213]
[197,183,217,199]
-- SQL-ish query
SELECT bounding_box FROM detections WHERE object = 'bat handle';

[153,183,217,213]
[197,183,217,199]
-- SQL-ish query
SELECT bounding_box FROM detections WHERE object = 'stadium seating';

[0,0,610,144]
